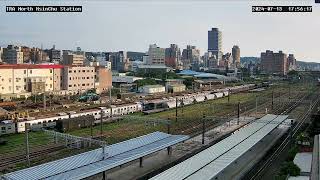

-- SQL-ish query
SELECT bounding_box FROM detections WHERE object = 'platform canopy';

[1,131,189,180]
[151,114,288,180]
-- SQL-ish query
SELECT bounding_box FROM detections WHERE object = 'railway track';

[0,145,65,171]
[246,91,319,180]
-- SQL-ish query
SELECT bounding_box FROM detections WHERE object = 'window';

[9,86,11,91]
[9,78,11,82]
[1,127,5,130]
[69,77,71,80]
[50,69,53,73]
[82,70,85,72]
[74,70,76,73]
[50,84,52,88]
[69,85,72,87]
[16,78,19,82]
[24,78,26,82]
[69,70,72,73]
[24,70,26,74]
[87,77,89,79]
[82,84,85,86]
[50,77,52,80]
[30,70,32,74]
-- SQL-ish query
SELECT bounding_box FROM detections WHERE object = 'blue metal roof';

[150,114,288,180]
[177,70,201,76]
[1,132,189,180]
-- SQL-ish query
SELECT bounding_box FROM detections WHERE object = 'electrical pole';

[25,123,30,167]
[43,93,46,110]
[100,109,103,140]
[90,118,93,138]
[202,114,205,145]
[255,95,258,117]
[175,97,178,122]
[237,102,240,125]
[272,90,274,110]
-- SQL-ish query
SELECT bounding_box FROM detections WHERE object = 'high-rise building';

[147,44,165,65]
[31,47,50,63]
[0,47,3,62]
[287,54,297,71]
[232,45,240,67]
[45,45,61,64]
[21,46,32,63]
[261,50,288,75]
[106,51,130,72]
[182,45,200,69]
[62,49,85,66]
[165,44,181,69]
[208,28,222,61]
[3,45,24,64]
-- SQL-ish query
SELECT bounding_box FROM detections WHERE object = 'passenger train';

[4,84,258,134]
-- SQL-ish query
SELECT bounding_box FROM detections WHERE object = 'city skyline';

[0,0,319,62]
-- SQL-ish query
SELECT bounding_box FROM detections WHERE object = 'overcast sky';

[0,0,319,62]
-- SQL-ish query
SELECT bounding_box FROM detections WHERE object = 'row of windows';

[1,84,53,91]
[68,70,94,73]
[23,69,53,74]
[2,77,54,83]
[68,83,94,87]
[69,76,94,80]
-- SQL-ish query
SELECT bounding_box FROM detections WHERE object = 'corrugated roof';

[150,114,288,180]
[1,131,188,180]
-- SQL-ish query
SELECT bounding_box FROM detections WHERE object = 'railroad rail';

[247,92,319,180]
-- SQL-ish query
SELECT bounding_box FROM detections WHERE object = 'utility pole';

[228,89,230,103]
[237,102,240,125]
[43,93,46,110]
[109,88,112,118]
[255,95,258,117]
[100,109,103,140]
[272,90,274,110]
[167,118,171,134]
[202,114,205,145]
[175,97,178,122]
[25,123,30,167]
[102,142,106,180]
[90,118,93,138]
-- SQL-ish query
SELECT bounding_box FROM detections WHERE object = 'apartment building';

[3,45,24,64]
[0,64,63,99]
[261,50,288,75]
[62,50,85,66]
[62,66,95,92]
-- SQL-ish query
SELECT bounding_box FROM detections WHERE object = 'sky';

[0,0,319,62]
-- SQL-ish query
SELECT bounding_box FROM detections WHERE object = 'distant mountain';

[297,61,320,71]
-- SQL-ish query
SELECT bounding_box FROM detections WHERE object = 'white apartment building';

[0,64,63,99]
[62,66,95,92]
[147,44,165,65]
